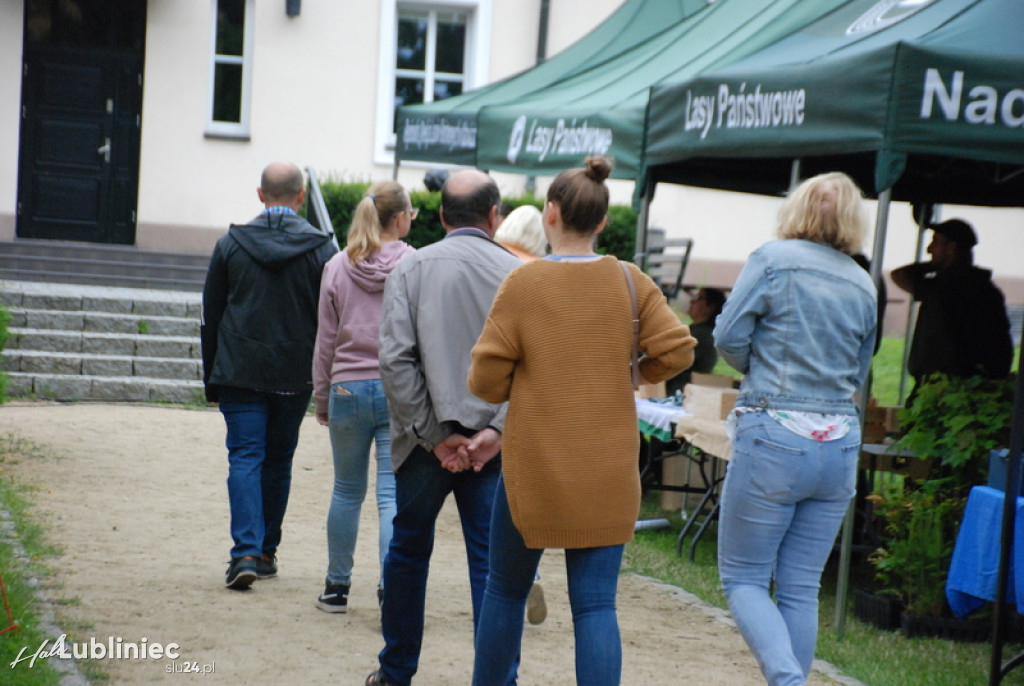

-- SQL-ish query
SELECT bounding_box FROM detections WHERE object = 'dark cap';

[929,219,977,248]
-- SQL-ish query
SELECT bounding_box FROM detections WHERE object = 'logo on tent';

[508,115,527,164]
[846,0,936,36]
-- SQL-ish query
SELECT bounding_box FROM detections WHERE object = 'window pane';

[433,80,463,101]
[394,76,425,130]
[216,0,245,56]
[435,16,466,75]
[213,62,243,122]
[396,15,426,71]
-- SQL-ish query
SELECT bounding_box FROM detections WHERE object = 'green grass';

[0,435,62,686]
[626,494,1013,686]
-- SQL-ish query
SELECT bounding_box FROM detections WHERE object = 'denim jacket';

[713,239,877,415]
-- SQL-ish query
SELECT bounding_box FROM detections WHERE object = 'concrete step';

[0,280,204,403]
[8,329,199,359]
[2,350,201,381]
[8,309,200,337]
[0,239,208,292]
[5,372,205,404]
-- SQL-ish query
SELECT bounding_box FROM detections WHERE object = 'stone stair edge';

[5,350,202,363]
[0,279,202,304]
[6,372,206,404]
[9,328,200,342]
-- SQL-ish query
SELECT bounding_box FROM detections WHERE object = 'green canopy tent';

[394,0,855,179]
[641,0,1024,205]
[639,0,1023,678]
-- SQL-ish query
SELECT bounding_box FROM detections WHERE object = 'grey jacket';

[379,229,523,471]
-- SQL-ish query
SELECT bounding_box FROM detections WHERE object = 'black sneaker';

[256,555,277,579]
[316,582,350,613]
[225,556,259,590]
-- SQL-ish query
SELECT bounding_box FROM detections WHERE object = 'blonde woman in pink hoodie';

[312,181,416,614]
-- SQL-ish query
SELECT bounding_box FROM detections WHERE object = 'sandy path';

[0,402,847,685]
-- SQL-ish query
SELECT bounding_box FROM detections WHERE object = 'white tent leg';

[834,187,891,637]
[789,159,802,190]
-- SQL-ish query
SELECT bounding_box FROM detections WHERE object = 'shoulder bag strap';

[619,260,641,387]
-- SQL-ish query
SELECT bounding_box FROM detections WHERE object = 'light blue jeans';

[472,476,623,686]
[717,411,858,686]
[325,380,396,587]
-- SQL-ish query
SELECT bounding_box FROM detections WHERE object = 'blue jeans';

[325,380,396,587]
[219,387,311,560]
[472,476,624,686]
[378,445,500,686]
[717,411,858,686]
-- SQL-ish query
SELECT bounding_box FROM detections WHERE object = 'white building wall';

[2,0,1021,306]
[138,2,393,252]
[0,4,25,240]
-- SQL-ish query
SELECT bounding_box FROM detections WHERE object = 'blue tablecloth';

[946,485,1024,618]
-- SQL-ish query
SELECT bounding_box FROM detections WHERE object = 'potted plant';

[866,373,1014,639]
[894,373,1014,490]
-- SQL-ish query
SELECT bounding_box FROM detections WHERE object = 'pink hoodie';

[312,240,415,415]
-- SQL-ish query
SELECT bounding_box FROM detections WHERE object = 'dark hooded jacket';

[908,263,1013,381]
[201,211,337,402]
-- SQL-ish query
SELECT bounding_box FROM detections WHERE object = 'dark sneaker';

[316,582,350,613]
[256,555,277,579]
[225,556,259,590]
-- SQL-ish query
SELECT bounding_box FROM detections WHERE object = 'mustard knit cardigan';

[468,257,696,549]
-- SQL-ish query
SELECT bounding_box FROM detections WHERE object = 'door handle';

[97,138,111,163]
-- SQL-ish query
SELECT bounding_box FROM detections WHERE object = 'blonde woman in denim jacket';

[713,172,877,686]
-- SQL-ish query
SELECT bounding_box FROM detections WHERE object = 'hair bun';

[583,156,612,183]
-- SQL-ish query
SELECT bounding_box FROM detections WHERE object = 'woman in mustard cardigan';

[467,156,696,686]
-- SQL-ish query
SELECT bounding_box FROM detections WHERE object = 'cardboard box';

[683,383,738,420]
[863,405,902,443]
[636,381,667,399]
[659,454,692,510]
[690,372,735,388]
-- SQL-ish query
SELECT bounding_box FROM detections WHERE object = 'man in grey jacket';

[367,170,522,686]
[201,161,336,591]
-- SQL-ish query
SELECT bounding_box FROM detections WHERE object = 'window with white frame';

[207,0,254,139]
[375,1,492,164]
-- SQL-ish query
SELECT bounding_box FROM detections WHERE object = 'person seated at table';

[713,171,877,686]
[665,287,726,397]
[467,156,696,686]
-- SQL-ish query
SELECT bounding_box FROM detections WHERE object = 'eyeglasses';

[406,208,419,219]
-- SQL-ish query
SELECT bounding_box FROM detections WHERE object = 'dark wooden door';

[17,0,146,244]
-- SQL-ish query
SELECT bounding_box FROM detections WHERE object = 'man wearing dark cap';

[892,218,1013,399]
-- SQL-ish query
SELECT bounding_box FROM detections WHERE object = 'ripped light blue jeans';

[717,411,858,686]
[325,380,396,588]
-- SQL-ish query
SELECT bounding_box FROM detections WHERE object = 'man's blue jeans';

[378,445,500,686]
[718,411,858,686]
[219,387,311,560]
[326,380,396,587]
[472,476,624,686]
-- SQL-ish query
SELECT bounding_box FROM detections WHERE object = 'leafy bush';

[316,180,637,260]
[867,479,964,617]
[894,372,1014,487]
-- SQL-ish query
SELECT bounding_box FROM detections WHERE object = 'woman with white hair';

[714,171,877,685]
[494,205,547,261]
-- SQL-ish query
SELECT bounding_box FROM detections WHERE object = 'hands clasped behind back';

[435,428,501,473]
